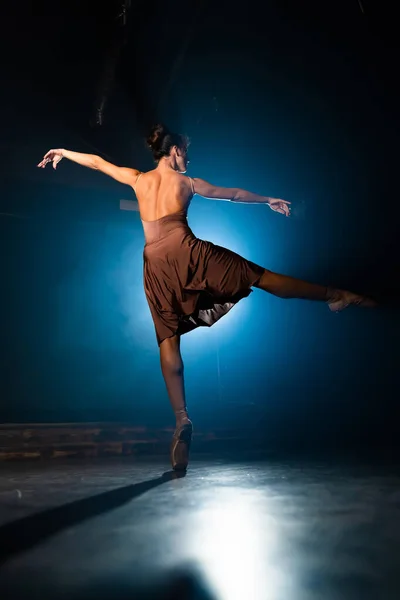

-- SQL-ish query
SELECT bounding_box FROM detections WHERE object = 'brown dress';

[142,208,264,345]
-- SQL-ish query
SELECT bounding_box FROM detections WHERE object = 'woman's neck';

[157,157,178,172]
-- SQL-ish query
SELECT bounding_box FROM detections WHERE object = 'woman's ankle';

[175,408,190,426]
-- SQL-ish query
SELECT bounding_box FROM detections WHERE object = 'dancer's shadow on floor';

[0,470,183,564]
[72,569,218,600]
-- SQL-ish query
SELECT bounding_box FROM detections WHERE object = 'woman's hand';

[268,197,291,217]
[37,149,64,170]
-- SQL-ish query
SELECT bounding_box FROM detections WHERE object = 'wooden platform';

[0,422,244,461]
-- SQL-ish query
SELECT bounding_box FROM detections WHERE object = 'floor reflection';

[190,487,292,600]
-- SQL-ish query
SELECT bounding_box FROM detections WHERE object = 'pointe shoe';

[170,420,193,472]
[327,289,377,313]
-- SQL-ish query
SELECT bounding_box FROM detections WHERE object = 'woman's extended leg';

[254,269,376,311]
[159,335,193,470]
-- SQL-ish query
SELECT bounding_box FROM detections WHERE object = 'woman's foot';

[327,288,377,313]
[170,419,193,472]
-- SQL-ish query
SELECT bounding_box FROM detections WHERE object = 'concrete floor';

[0,457,399,600]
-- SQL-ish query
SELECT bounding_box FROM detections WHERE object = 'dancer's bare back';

[133,169,193,222]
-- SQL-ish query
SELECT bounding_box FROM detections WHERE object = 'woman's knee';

[160,336,183,376]
[253,268,272,290]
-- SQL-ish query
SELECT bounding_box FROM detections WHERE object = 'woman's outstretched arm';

[192,177,291,217]
[37,148,140,187]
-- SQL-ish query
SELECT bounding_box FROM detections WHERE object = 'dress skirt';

[142,210,264,345]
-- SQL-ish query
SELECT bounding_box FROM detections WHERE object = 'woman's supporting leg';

[159,335,192,471]
[254,269,376,311]
[160,335,190,425]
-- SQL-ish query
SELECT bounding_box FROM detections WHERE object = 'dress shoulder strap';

[188,177,195,196]
[134,172,143,194]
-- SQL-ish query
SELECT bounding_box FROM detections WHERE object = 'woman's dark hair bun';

[146,123,189,162]
[146,124,170,151]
